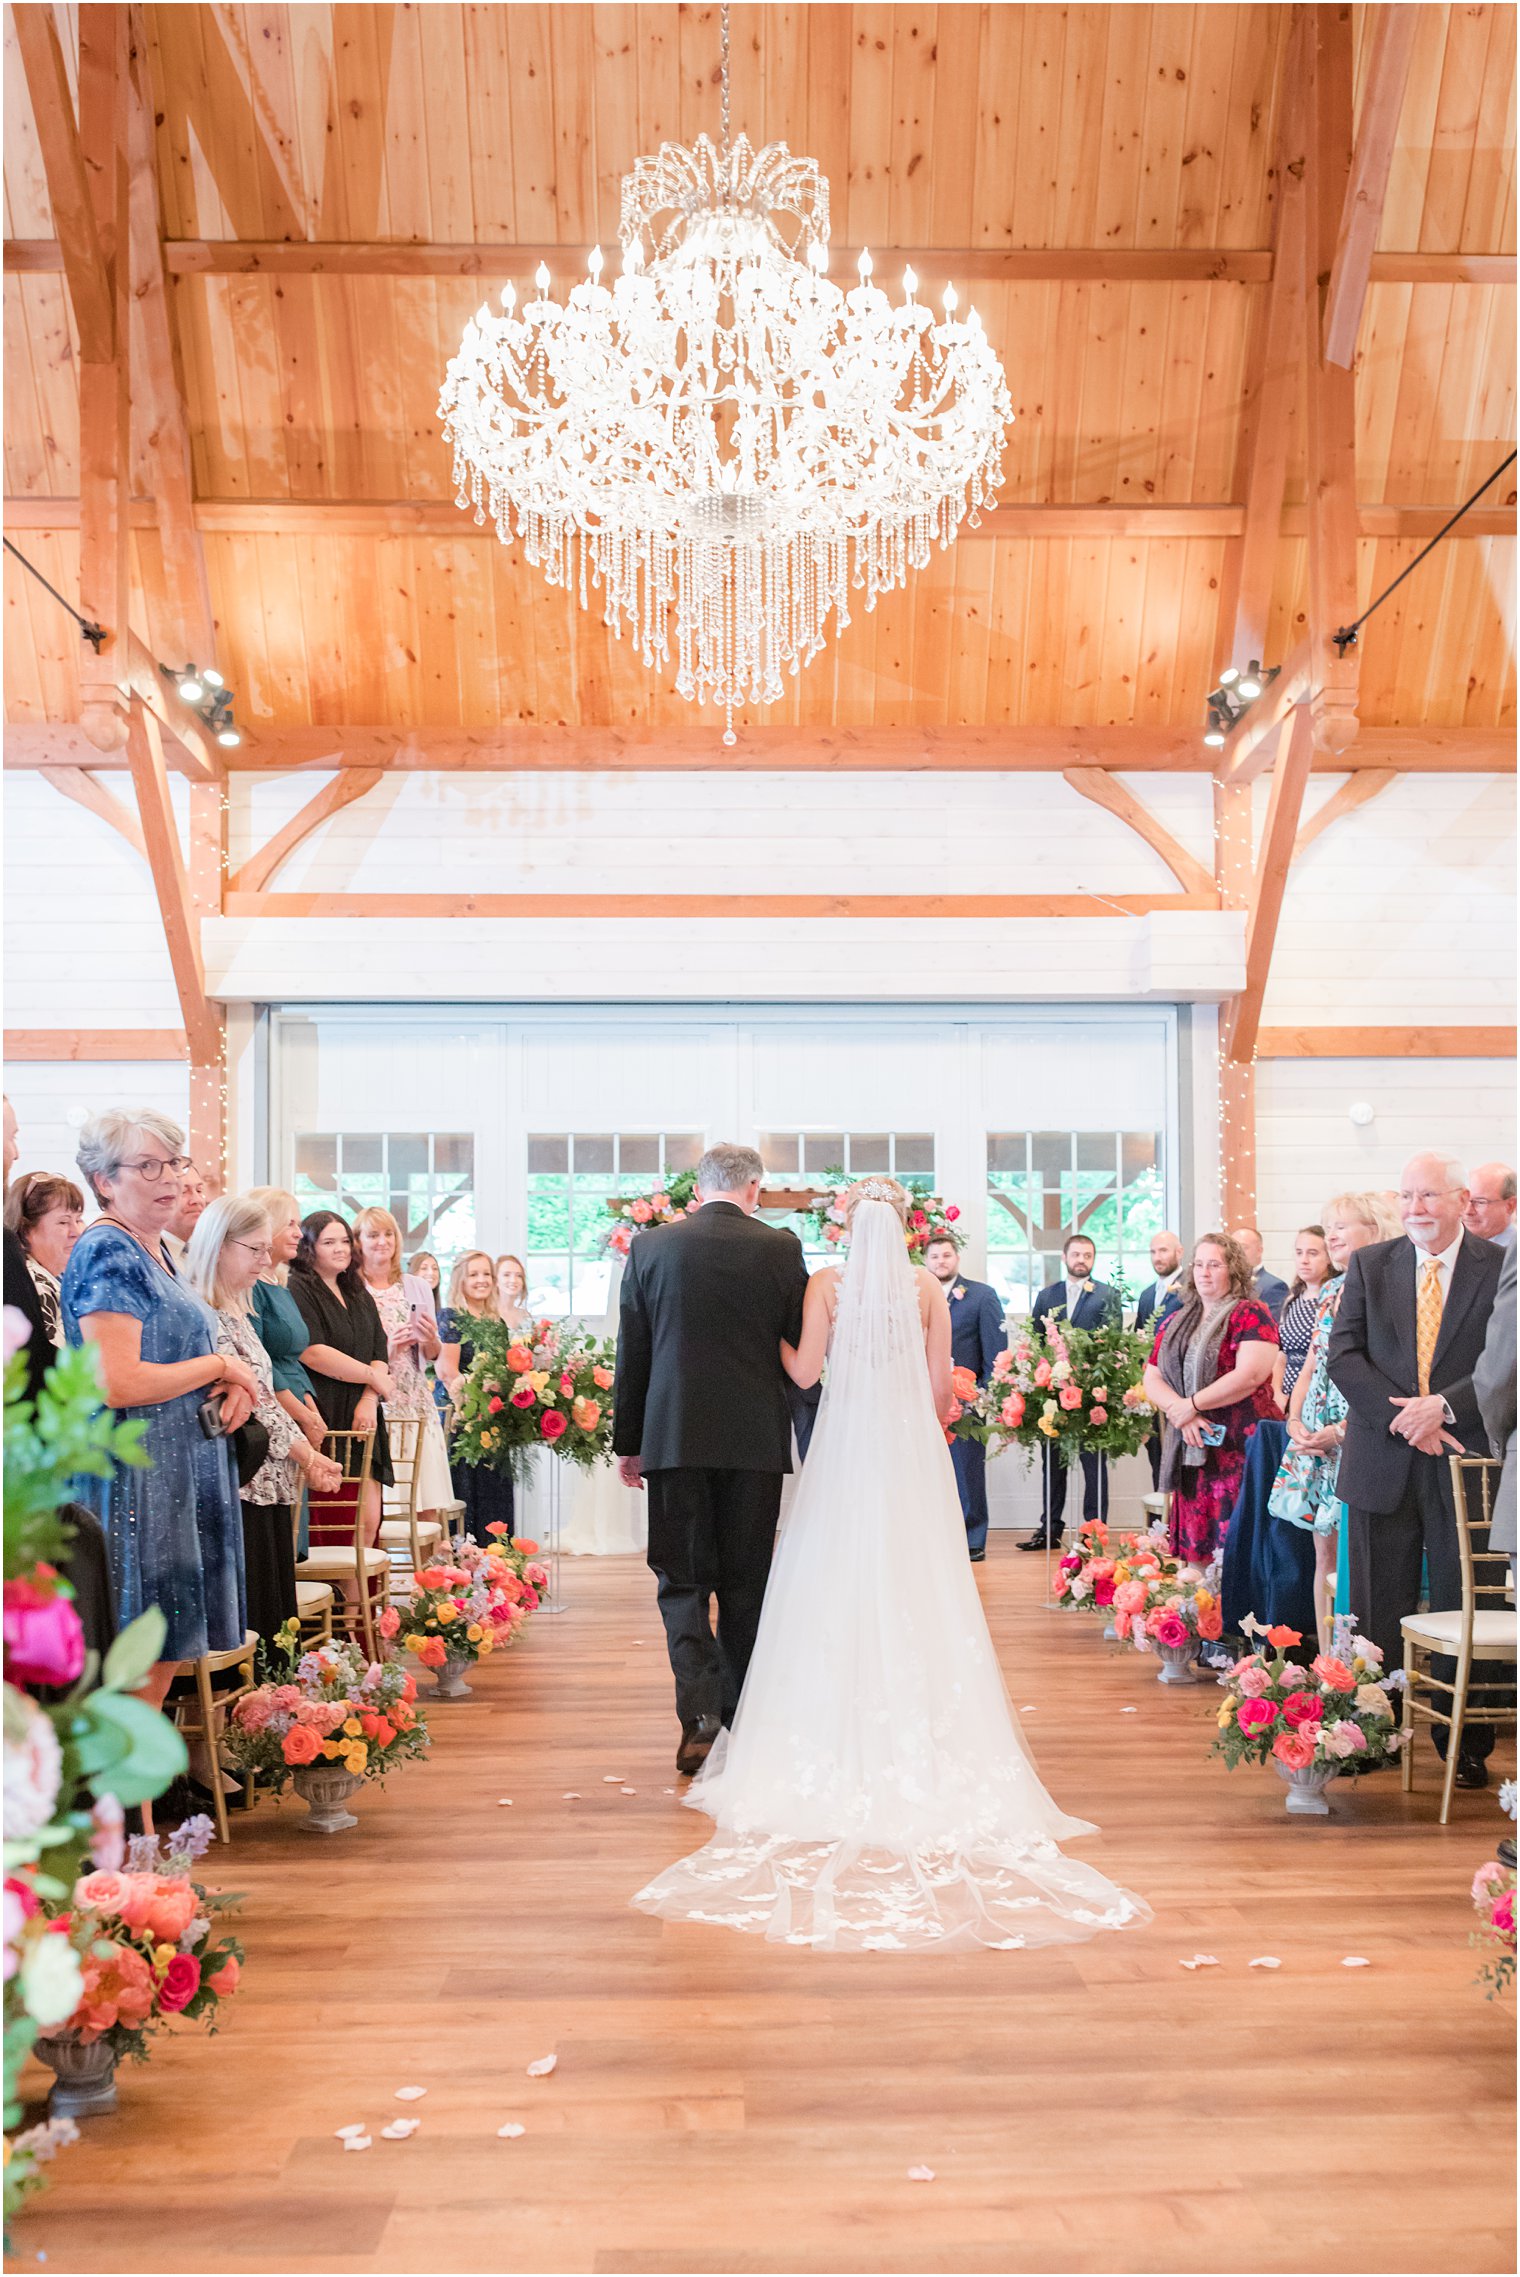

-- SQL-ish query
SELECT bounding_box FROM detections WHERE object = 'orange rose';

[506,1345,534,1374]
[282,1724,323,1765]
[416,1636,448,1668]
[207,1956,241,1997]
[950,1366,979,1402]
[572,1397,601,1431]
[511,1539,538,1556]
[593,1366,614,1390]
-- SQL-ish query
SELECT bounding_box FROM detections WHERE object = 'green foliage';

[3,1346,146,1581]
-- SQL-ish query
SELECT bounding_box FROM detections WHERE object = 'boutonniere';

[952,1285,966,1302]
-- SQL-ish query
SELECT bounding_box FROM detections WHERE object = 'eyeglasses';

[122,1155,192,1182]
[230,1239,274,1261]
[1399,1189,1457,1206]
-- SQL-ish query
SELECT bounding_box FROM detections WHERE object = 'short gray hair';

[696,1143,765,1196]
[75,1107,186,1205]
[1400,1150,1469,1192]
[183,1194,272,1313]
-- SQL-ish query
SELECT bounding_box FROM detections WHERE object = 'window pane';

[1077,1131,1118,1175]
[526,1253,571,1316]
[1123,1130,1159,1183]
[573,1134,615,1174]
[849,1133,890,1172]
[434,1133,473,1175]
[295,1133,336,1188]
[665,1133,703,1171]
[619,1136,660,1176]
[1030,1132,1071,1182]
[986,1132,1025,1176]
[804,1133,845,1174]
[388,1132,429,1180]
[341,1134,383,1174]
[759,1133,800,1173]
[528,1135,567,1173]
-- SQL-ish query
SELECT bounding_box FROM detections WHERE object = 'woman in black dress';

[288,1212,395,1553]
[438,1248,515,1544]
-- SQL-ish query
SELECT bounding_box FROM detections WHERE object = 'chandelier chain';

[720,1,732,178]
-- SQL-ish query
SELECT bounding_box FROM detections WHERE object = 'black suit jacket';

[1031,1278,1121,1335]
[1135,1277,1181,1335]
[5,1227,53,1404]
[1327,1231,1503,1515]
[1253,1269,1291,1323]
[613,1202,808,1473]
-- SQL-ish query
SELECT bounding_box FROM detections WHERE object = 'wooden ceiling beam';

[1292,769,1400,859]
[9,496,1514,541]
[1061,770,1216,896]
[9,239,1512,285]
[1303,5,1361,757]
[1226,704,1318,1063]
[1322,5,1419,368]
[7,722,1508,775]
[229,767,385,894]
[124,7,216,671]
[8,16,114,361]
[124,701,220,1063]
[222,890,1221,922]
[37,763,147,861]
[1257,1025,1517,1058]
[72,6,133,756]
[2,1028,189,1062]
[1215,12,1310,684]
[1216,638,1314,786]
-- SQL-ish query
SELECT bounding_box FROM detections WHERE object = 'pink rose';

[207,1955,241,1997]
[73,1869,134,1918]
[1322,1719,1365,1758]
[1272,1731,1316,1771]
[1113,1610,1132,1638]
[631,1200,652,1224]
[944,1206,960,1221]
[999,1394,1025,1427]
[1089,1406,1108,1425]
[1492,1890,1515,1937]
[157,1953,201,2014]
[1058,1385,1084,1411]
[1237,1665,1274,1698]
[1113,1580,1148,1615]
[540,1411,568,1442]
[1473,1861,1508,1901]
[3,1574,86,1689]
[89,1793,125,1872]
[1279,1663,1310,1690]
[1152,1612,1189,1651]
[1033,1361,1053,1388]
[510,1386,536,1408]
[1279,1689,1323,1729]
[1058,1553,1083,1574]
[1092,1576,1116,1608]
[235,1692,274,1733]
[1236,1698,1279,1736]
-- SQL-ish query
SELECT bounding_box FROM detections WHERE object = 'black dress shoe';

[1455,1755,1490,1791]
[968,1547,986,1563]
[1019,1530,1060,1553]
[675,1716,721,1777]
[1498,1838,1516,1869]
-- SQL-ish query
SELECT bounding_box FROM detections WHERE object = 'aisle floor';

[14,1542,1516,2277]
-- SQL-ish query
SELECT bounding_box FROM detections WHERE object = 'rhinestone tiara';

[854,1179,899,1202]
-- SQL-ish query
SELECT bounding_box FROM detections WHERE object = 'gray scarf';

[1154,1298,1236,1492]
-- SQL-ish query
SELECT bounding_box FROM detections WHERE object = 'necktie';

[1416,1257,1443,1394]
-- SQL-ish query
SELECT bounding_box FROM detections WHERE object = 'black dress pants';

[1042,1444,1107,1535]
[645,1467,783,1728]
[1346,1453,1509,1760]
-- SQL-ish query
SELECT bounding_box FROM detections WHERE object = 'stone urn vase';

[1273,1759,1339,1817]
[33,2032,119,2119]
[291,1762,363,1833]
[1154,1641,1203,1685]
[430,1654,473,1701]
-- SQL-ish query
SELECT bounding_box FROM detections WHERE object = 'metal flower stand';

[1045,1445,1108,1608]
[538,1450,569,1615]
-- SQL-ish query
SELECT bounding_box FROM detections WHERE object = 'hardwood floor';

[15,1541,1516,2277]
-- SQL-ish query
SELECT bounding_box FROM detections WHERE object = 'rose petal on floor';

[1342,1955,1372,1967]
[393,2086,427,2101]
[562,1792,582,1800]
[1120,1707,1138,1714]
[1178,1954,1219,1969]
[497,2122,527,2139]
[1248,1957,1282,1969]
[497,1798,513,1807]
[334,2125,368,2141]
[621,1786,637,1795]
[526,2054,558,2077]
[907,2166,936,2182]
[380,2119,420,2140]
[342,2136,372,2152]
[602,1775,626,1784]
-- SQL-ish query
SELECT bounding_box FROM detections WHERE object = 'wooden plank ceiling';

[2,2,1515,741]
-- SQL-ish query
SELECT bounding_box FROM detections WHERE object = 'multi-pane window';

[292,1132,476,1267]
[759,1132,936,1259]
[986,1131,1163,1316]
[526,1132,703,1319]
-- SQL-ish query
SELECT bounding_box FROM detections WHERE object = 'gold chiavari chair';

[174,1630,260,1846]
[377,1414,446,1581]
[294,1430,389,1661]
[1399,1457,1518,1824]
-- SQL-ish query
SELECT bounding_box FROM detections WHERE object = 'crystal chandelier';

[439,4,1012,741]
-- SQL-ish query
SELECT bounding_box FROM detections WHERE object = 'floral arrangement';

[1212,1623,1404,1775]
[604,1168,700,1256]
[49,1816,243,2063]
[955,1313,1155,1469]
[4,1323,190,2222]
[1050,1522,1174,1618]
[801,1174,964,1263]
[451,1316,616,1477]
[223,1630,429,1790]
[388,1528,548,1671]
[1125,1567,1224,1657]
[1471,1782,1517,2000]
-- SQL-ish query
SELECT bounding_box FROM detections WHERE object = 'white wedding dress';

[632,1198,1151,1953]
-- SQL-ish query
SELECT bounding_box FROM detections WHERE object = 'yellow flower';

[466,1624,483,1643]
[436,1602,458,1623]
[321,1739,342,1759]
[1217,1700,1237,1728]
[1195,1588,1215,1612]
[405,1634,424,1654]
[343,1716,362,1737]
[481,1430,496,1449]
[152,1943,177,1971]
[528,1370,550,1394]
[1037,1414,1059,1438]
[345,1743,368,1773]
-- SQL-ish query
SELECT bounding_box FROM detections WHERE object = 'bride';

[632,1178,1150,1953]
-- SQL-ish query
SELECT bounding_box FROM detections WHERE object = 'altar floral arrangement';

[49,1816,243,2062]
[223,1632,429,1790]
[451,1318,616,1476]
[5,1325,190,2221]
[604,1168,700,1256]
[1212,1626,1404,1774]
[955,1314,1155,1469]
[390,1529,547,1671]
[803,1176,964,1262]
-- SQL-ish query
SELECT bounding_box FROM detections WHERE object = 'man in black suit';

[1328,1150,1507,1785]
[924,1235,1005,1562]
[614,1143,808,1775]
[1024,1233,1121,1548]
[1233,1226,1290,1322]
[1134,1230,1185,1487]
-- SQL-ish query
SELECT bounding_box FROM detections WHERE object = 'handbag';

[230,1418,271,1491]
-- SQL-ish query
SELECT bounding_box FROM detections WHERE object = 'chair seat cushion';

[1401,1609,1518,1653]
[295,1580,335,1610]
[297,1546,389,1579]
[379,1518,444,1548]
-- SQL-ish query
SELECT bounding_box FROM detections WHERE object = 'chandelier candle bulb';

[588,246,604,278]
[858,248,873,278]
[903,266,918,297]
[943,283,958,313]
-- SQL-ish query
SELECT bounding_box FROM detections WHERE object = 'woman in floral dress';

[1143,1233,1281,1565]
[354,1207,454,1523]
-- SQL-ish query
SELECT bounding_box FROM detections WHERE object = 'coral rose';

[1196,1608,1224,1642]
[378,1605,401,1639]
[950,1366,979,1402]
[281,1725,323,1766]
[572,1397,601,1431]
[506,1345,533,1373]
[1113,1580,1148,1615]
[1114,1611,1132,1639]
[1236,1697,1279,1735]
[416,1636,448,1669]
[631,1199,652,1224]
[1311,1654,1356,1693]
[207,1955,241,1997]
[1033,1360,1053,1388]
[1265,1625,1303,1650]
[157,1953,201,2014]
[72,1942,155,2042]
[1058,1385,1084,1411]
[540,1410,568,1441]
[999,1394,1026,1427]
[593,1366,614,1390]
[1271,1732,1317,1772]
[487,1396,504,1414]
[1089,1406,1109,1425]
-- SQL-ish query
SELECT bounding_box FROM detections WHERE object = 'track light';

[201,667,224,690]
[178,673,204,704]
[1236,660,1264,701]
[216,725,242,748]
[1218,665,1240,688]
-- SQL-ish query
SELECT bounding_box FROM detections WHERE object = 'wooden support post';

[76,5,133,754]
[1304,6,1361,755]
[1215,767,1258,1222]
[125,701,220,1077]
[1227,706,1318,1063]
[186,780,228,1185]
[1322,5,1418,368]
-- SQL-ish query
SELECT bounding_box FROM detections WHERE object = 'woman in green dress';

[247,1186,331,1554]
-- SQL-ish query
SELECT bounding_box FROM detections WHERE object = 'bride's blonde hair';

[842,1176,909,1225]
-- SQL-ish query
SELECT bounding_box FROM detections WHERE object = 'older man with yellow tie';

[1328,1150,1506,1786]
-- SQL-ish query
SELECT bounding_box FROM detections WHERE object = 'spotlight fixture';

[201,668,224,690]
[1203,705,1228,749]
[216,726,242,748]
[177,672,204,704]
[159,660,243,748]
[1202,659,1280,750]
[1236,659,1265,701]
[1217,665,1240,688]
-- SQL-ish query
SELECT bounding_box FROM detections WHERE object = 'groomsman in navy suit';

[1134,1229,1185,1486]
[924,1235,1006,1563]
[1023,1233,1121,1550]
